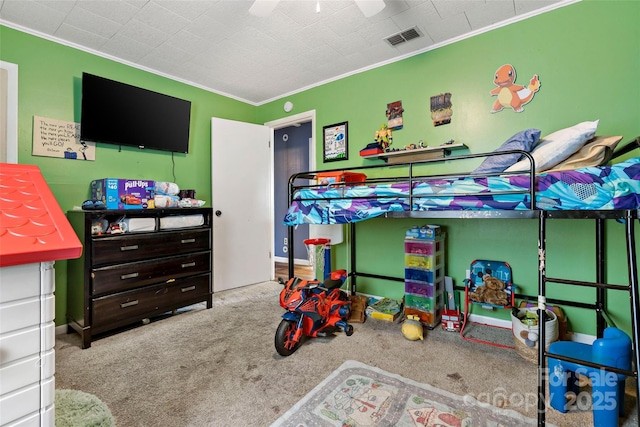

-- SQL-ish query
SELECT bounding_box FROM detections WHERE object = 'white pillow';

[504,120,599,173]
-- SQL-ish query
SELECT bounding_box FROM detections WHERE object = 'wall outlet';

[284,237,288,245]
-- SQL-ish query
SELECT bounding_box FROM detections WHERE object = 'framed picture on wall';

[323,121,348,162]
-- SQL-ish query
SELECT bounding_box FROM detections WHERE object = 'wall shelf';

[361,143,467,164]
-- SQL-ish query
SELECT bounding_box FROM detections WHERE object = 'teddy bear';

[483,276,509,306]
[469,272,508,306]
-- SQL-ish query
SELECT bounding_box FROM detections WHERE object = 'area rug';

[270,360,544,427]
[55,389,115,427]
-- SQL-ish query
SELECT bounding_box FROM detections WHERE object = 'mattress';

[283,157,640,226]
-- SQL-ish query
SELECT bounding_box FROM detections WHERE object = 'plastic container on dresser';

[403,235,445,329]
[66,207,213,348]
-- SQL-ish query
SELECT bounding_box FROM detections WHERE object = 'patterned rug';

[270,360,544,427]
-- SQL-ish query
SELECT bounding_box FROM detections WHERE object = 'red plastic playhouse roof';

[0,163,82,267]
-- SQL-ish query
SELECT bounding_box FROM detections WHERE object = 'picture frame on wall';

[323,121,348,162]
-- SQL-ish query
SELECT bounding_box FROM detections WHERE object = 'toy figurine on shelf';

[375,124,393,152]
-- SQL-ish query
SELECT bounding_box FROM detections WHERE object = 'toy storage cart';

[403,235,445,328]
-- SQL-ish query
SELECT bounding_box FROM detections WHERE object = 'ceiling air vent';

[385,27,422,47]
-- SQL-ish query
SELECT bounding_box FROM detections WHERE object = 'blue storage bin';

[405,267,442,283]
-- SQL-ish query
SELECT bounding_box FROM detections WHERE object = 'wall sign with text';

[32,115,95,160]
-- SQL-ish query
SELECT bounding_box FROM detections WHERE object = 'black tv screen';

[80,73,191,153]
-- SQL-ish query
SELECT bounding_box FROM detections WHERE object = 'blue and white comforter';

[284,158,640,225]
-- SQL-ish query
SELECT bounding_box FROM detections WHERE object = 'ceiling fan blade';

[249,0,280,17]
[355,0,386,17]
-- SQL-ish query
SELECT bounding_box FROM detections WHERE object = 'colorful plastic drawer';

[404,293,435,312]
[405,267,443,284]
[404,307,442,328]
[406,278,445,296]
[404,253,442,270]
[404,240,442,255]
[405,254,431,269]
[405,281,434,297]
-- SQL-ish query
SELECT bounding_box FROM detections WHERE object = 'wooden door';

[211,117,271,292]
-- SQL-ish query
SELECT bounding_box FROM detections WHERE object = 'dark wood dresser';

[66,208,213,348]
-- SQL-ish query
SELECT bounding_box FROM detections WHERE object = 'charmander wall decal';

[490,64,540,113]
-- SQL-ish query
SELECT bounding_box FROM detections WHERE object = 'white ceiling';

[0,0,574,105]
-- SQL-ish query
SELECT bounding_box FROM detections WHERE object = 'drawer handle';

[120,300,139,308]
[121,272,139,280]
[120,245,139,251]
[181,285,196,293]
[181,262,196,268]
[181,238,196,244]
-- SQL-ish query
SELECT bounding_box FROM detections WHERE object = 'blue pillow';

[472,128,541,174]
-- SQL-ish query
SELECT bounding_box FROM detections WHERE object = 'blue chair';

[547,327,631,427]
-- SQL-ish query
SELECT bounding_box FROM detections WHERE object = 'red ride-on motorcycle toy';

[275,269,353,356]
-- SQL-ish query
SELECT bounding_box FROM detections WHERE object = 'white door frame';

[264,110,316,277]
[0,61,18,164]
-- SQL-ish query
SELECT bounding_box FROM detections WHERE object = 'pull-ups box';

[91,178,155,209]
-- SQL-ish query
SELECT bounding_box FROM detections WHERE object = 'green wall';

[256,0,640,335]
[0,25,256,326]
[2,0,639,335]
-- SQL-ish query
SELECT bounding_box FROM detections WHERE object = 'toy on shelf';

[375,124,393,151]
[358,124,391,157]
[359,142,384,157]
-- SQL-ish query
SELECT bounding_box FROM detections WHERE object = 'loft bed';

[283,136,640,426]
[284,151,640,226]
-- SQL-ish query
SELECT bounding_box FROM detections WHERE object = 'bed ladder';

[537,209,640,426]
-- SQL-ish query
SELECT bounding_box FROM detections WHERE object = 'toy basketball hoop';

[304,238,331,280]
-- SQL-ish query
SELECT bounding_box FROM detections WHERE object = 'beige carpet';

[55,281,638,426]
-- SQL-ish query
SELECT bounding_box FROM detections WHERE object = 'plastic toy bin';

[405,293,435,312]
[404,253,442,270]
[317,171,367,185]
[405,282,433,298]
[405,278,444,297]
[405,267,442,284]
[405,307,438,325]
[404,240,441,255]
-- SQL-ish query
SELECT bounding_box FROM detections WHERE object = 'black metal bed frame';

[285,140,640,426]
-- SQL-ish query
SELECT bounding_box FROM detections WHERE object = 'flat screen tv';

[80,72,191,153]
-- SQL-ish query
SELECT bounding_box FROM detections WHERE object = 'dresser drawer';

[92,229,210,265]
[92,251,211,296]
[92,273,210,333]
